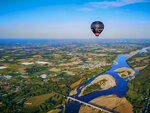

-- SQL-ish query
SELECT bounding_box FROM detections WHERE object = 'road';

[143,89,150,113]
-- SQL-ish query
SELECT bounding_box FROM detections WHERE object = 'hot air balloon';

[91,21,104,37]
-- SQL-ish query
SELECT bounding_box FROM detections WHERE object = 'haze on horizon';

[0,0,150,39]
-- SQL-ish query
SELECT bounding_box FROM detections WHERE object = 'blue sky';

[0,0,150,39]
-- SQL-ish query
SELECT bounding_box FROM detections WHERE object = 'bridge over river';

[53,91,117,113]
[68,96,117,113]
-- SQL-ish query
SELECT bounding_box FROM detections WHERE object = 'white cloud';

[79,8,93,11]
[89,0,147,8]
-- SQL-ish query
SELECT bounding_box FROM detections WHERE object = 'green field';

[24,93,54,107]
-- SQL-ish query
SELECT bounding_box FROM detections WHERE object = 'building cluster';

[77,62,111,68]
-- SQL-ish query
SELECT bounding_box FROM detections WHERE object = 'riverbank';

[78,74,116,97]
[125,50,143,58]
[69,88,78,96]
[79,105,106,113]
[134,65,147,71]
[114,60,118,65]
[125,48,150,112]
[81,95,133,113]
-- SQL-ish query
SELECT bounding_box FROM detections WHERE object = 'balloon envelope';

[91,21,104,37]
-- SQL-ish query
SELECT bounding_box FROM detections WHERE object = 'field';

[24,93,54,107]
[89,95,133,113]
[24,92,65,113]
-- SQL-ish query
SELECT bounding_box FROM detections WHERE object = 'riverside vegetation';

[126,49,150,112]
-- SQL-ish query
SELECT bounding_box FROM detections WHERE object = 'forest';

[126,64,150,112]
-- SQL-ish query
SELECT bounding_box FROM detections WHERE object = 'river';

[65,47,150,113]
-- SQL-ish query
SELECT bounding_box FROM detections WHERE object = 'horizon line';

[0,38,150,40]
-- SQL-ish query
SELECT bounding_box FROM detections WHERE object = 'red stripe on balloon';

[94,33,100,36]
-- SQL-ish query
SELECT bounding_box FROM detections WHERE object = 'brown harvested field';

[143,59,150,63]
[90,95,133,113]
[88,58,92,61]
[24,93,54,107]
[49,68,61,72]
[8,59,14,61]
[135,57,147,62]
[69,88,78,96]
[0,59,5,61]
[18,70,26,73]
[70,78,83,88]
[0,82,3,86]
[47,109,61,113]
[33,55,41,58]
[58,61,81,66]
[88,53,108,56]
[52,54,61,57]
[134,65,147,71]
[27,58,34,61]
[1,63,9,67]
[59,84,66,87]
[125,54,135,58]
[52,79,57,82]
[64,71,75,75]
[79,105,106,113]
[125,49,145,58]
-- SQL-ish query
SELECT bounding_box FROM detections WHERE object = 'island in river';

[78,74,116,97]
[114,67,135,79]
